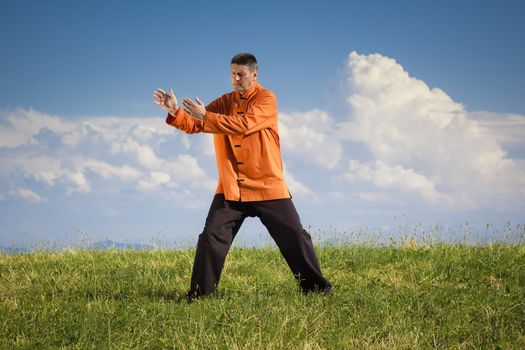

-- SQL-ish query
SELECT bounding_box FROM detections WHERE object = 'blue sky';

[1,0,524,248]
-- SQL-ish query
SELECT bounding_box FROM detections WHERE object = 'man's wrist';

[168,107,179,116]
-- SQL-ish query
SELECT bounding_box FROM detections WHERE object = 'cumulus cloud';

[80,158,142,181]
[469,111,525,152]
[338,51,525,210]
[280,109,342,169]
[1,52,524,218]
[111,138,164,169]
[0,108,215,201]
[0,109,75,148]
[344,160,449,204]
[274,51,525,211]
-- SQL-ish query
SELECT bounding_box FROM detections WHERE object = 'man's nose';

[235,75,241,81]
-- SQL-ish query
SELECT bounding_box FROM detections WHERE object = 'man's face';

[231,64,258,93]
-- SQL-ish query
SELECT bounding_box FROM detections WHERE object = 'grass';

[1,243,524,349]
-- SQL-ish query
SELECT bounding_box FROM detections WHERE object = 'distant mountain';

[0,246,31,254]
[86,239,154,251]
[0,240,155,254]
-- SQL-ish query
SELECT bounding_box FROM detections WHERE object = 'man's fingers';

[182,100,193,109]
[152,93,163,103]
[153,89,169,100]
[182,106,193,115]
[182,99,197,112]
[183,98,196,107]
[153,90,166,100]
[195,96,204,105]
[183,105,194,114]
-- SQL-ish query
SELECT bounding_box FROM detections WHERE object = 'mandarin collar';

[236,82,259,100]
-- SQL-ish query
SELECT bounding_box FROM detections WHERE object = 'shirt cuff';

[165,109,183,126]
[203,111,217,133]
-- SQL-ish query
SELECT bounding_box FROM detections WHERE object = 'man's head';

[231,53,258,93]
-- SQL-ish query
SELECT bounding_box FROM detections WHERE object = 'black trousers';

[188,194,332,297]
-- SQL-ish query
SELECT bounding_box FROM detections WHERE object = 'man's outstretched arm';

[182,91,277,136]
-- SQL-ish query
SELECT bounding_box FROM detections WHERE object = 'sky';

[1,0,524,249]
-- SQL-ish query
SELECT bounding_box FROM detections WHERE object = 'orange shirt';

[166,82,291,202]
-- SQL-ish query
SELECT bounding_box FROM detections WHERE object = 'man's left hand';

[183,97,206,121]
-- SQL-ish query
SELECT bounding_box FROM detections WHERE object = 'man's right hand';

[153,88,179,115]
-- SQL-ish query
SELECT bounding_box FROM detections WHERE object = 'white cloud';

[138,171,172,191]
[110,138,162,169]
[338,51,525,210]
[0,108,75,148]
[165,154,207,181]
[1,51,524,221]
[344,160,448,204]
[469,111,525,148]
[284,166,314,198]
[66,171,90,194]
[200,133,215,157]
[79,158,142,181]
[9,188,47,203]
[150,171,171,184]
[280,109,342,169]
[0,108,215,200]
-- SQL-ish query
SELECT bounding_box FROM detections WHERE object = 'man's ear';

[253,71,258,80]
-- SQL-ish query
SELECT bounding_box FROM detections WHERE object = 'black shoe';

[186,289,214,302]
[302,285,334,296]
[323,285,334,296]
[186,290,200,303]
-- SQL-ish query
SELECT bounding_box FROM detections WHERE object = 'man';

[153,53,332,300]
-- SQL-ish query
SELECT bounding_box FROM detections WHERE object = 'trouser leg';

[189,194,246,297]
[253,198,331,292]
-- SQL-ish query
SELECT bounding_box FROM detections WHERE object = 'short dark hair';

[231,52,258,71]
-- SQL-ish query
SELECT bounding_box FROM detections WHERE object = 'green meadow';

[1,242,524,349]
